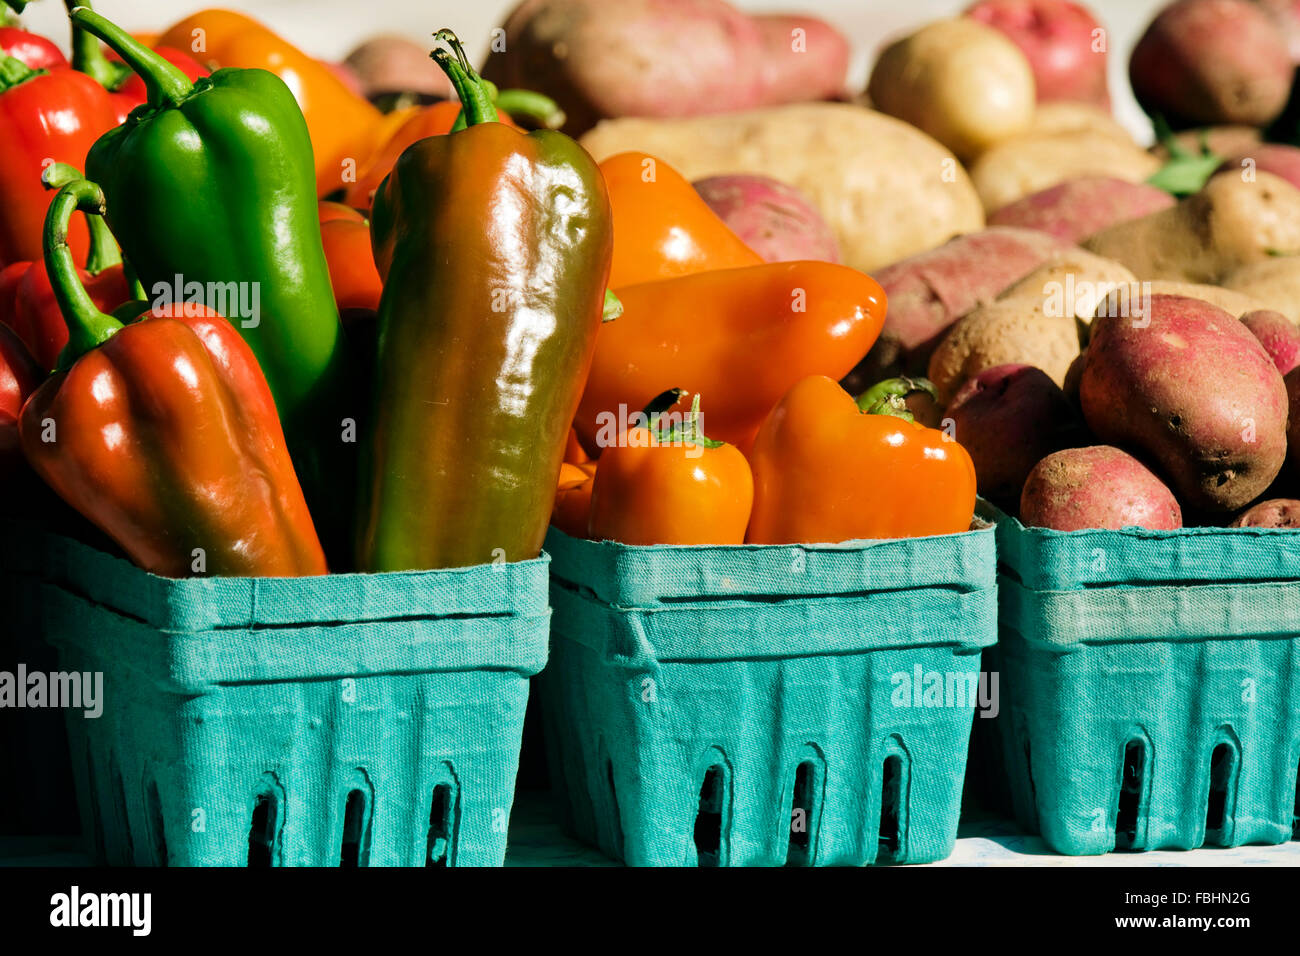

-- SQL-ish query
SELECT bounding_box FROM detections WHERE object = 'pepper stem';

[494,88,566,129]
[65,0,131,91]
[655,393,725,449]
[70,6,193,108]
[602,289,622,323]
[430,28,499,127]
[42,162,123,276]
[44,179,124,371]
[855,376,939,423]
[0,51,39,92]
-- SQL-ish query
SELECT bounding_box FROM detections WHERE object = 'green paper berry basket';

[991,509,1300,856]
[539,522,997,867]
[32,524,549,867]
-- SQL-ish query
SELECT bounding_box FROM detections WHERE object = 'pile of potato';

[467,0,1300,531]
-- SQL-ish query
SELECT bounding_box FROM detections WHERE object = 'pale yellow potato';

[1025,102,1136,143]
[579,103,985,273]
[970,131,1160,213]
[927,297,1081,404]
[1082,172,1300,284]
[867,19,1035,162]
[1143,282,1271,319]
[1220,257,1300,322]
[998,250,1139,324]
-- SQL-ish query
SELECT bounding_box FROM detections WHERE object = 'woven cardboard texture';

[541,525,998,866]
[33,527,549,867]
[994,511,1300,856]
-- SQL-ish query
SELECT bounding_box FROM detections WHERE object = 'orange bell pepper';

[746,375,977,544]
[601,151,761,288]
[320,216,382,313]
[575,261,887,454]
[157,9,382,198]
[552,460,596,537]
[587,394,752,545]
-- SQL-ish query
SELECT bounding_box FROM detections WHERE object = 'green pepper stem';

[430,28,499,127]
[65,0,130,91]
[44,179,124,371]
[0,51,39,91]
[602,289,622,323]
[657,393,725,449]
[494,88,566,129]
[855,376,939,422]
[70,6,193,108]
[41,162,122,276]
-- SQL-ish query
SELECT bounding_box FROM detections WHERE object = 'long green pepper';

[71,7,355,561]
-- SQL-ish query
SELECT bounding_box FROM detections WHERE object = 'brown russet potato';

[1082,172,1300,284]
[928,295,1081,404]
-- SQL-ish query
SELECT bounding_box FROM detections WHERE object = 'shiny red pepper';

[0,27,67,70]
[0,320,41,478]
[0,52,118,270]
[0,163,131,369]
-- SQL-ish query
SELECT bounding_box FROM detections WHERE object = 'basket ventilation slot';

[427,783,456,867]
[247,790,278,867]
[786,761,817,867]
[1204,742,1238,846]
[693,765,728,867]
[878,755,904,863]
[339,789,371,867]
[1115,739,1146,851]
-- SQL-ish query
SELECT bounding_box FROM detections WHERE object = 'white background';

[20,1,1172,140]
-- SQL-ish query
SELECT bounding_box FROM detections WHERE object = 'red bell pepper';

[0,163,131,370]
[0,319,41,478]
[0,52,118,270]
[0,27,66,70]
[20,175,328,577]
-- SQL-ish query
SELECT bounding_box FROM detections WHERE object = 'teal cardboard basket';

[994,512,1300,855]
[540,523,998,866]
[32,527,549,867]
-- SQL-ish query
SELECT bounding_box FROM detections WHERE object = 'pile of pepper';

[0,4,978,581]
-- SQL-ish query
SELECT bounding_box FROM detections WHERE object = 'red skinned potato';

[1129,0,1292,128]
[1230,498,1300,527]
[345,35,451,98]
[1020,445,1183,530]
[842,227,1069,390]
[693,175,840,263]
[1241,309,1300,375]
[1080,294,1290,512]
[965,0,1110,107]
[1219,144,1300,192]
[481,0,849,136]
[946,363,1081,505]
[988,176,1175,243]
